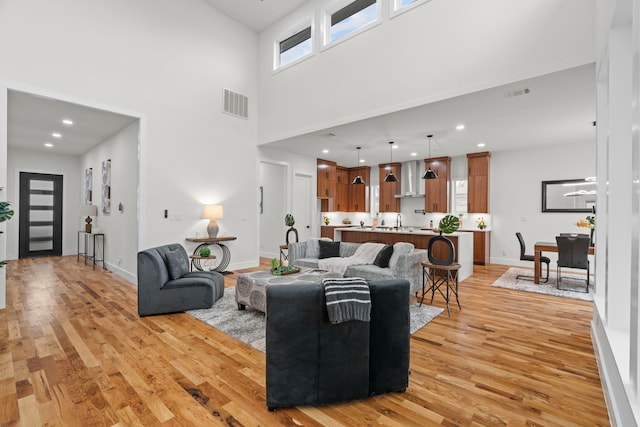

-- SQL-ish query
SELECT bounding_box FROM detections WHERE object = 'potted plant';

[0,201,15,268]
[437,214,461,235]
[284,213,298,245]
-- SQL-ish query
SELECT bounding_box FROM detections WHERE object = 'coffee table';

[235,268,342,313]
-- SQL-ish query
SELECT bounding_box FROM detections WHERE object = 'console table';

[185,236,236,274]
[77,231,105,270]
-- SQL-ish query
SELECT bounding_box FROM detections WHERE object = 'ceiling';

[7,91,138,156]
[265,63,596,168]
[202,0,311,32]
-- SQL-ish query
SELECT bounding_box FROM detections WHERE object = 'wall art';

[102,159,111,214]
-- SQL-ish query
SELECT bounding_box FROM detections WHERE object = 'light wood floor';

[0,256,610,426]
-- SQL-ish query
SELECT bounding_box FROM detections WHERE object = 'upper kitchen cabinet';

[348,167,370,212]
[424,157,451,213]
[467,152,491,213]
[317,159,336,199]
[378,162,401,212]
[335,166,349,212]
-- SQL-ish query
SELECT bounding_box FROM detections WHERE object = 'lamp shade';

[203,204,224,220]
[80,204,98,217]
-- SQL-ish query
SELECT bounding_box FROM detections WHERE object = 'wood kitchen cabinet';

[318,159,337,212]
[472,231,490,265]
[378,162,401,212]
[348,167,370,212]
[335,166,349,212]
[467,152,490,213]
[424,156,450,212]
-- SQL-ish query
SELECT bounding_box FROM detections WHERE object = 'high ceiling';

[5,2,595,163]
[265,64,596,167]
[202,0,311,32]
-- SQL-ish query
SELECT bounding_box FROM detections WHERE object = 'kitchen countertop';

[335,227,470,236]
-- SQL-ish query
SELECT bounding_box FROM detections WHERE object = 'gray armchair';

[137,243,224,316]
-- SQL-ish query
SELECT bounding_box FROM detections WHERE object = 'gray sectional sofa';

[288,239,427,294]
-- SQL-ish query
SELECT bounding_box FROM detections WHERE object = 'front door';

[19,172,63,258]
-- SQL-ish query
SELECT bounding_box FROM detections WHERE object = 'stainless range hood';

[395,160,425,198]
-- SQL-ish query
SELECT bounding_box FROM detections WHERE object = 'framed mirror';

[542,178,596,213]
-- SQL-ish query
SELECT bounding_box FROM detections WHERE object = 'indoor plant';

[437,214,461,234]
[285,213,298,244]
[0,201,15,268]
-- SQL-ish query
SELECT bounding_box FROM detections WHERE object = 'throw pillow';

[306,237,331,259]
[373,244,394,268]
[164,250,187,280]
[389,242,414,269]
[319,240,341,259]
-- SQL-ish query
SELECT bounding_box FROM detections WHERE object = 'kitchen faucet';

[396,213,402,230]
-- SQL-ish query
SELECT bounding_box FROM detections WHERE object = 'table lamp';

[80,204,98,233]
[203,204,224,238]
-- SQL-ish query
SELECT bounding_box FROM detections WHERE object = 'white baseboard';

[105,262,136,284]
[591,312,638,426]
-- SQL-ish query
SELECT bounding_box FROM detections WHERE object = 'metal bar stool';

[419,234,461,316]
[420,261,461,316]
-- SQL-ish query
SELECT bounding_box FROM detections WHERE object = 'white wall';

[6,148,82,258]
[0,0,260,280]
[591,0,640,424]
[257,0,596,144]
[0,88,7,309]
[491,141,596,266]
[81,121,139,281]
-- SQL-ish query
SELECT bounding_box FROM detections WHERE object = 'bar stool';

[420,234,461,316]
[279,244,288,265]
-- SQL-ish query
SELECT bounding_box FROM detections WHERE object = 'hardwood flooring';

[0,256,610,426]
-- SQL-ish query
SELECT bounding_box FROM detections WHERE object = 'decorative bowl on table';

[271,266,300,276]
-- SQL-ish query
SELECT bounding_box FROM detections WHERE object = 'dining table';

[534,241,595,284]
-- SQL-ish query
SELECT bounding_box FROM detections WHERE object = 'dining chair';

[555,234,590,293]
[515,232,549,282]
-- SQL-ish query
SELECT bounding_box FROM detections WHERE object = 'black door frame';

[19,172,63,258]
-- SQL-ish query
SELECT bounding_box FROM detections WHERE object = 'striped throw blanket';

[322,277,371,324]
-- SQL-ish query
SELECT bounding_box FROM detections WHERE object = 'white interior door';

[259,162,287,258]
[292,172,313,242]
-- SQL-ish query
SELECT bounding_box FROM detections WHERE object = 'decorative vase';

[286,227,298,245]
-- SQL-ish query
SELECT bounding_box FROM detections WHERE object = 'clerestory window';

[324,0,380,46]
[275,22,313,70]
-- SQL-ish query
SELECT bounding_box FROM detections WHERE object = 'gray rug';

[188,287,443,352]
[492,267,593,301]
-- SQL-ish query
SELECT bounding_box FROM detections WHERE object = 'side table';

[185,236,237,274]
[77,231,106,270]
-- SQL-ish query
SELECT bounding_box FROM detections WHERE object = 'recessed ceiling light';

[477,142,486,147]
[52,132,62,138]
[44,143,53,148]
[456,124,465,131]
[359,159,365,163]
[322,149,329,154]
[62,119,73,125]
[410,152,417,156]
[392,145,398,149]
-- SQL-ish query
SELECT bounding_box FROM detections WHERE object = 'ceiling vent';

[504,87,531,98]
[223,88,248,119]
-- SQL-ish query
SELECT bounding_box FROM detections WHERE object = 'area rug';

[492,267,593,301]
[188,287,443,352]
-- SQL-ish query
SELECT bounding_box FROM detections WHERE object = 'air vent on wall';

[223,88,249,119]
[504,87,531,98]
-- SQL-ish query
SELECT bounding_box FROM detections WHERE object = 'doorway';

[292,172,313,243]
[259,162,287,258]
[19,172,63,258]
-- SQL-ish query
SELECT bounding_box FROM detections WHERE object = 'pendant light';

[352,146,365,184]
[384,141,398,182]
[422,134,438,179]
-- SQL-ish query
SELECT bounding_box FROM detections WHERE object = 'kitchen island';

[333,227,473,281]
